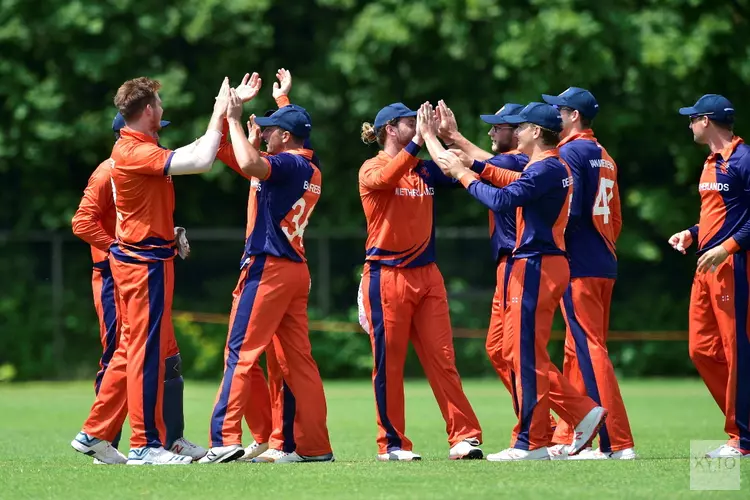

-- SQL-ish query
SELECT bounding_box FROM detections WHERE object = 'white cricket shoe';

[567,447,609,460]
[252,449,335,463]
[238,440,270,462]
[71,431,126,465]
[610,448,638,460]
[487,447,550,461]
[377,449,422,461]
[705,444,749,458]
[449,438,483,460]
[127,446,192,465]
[197,444,245,464]
[547,444,569,460]
[252,448,289,463]
[170,437,207,460]
[569,407,608,455]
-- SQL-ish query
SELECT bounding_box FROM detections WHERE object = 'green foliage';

[2,0,748,380]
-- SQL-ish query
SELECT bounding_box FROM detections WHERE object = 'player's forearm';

[423,133,446,163]
[71,213,115,252]
[360,143,420,189]
[479,165,522,187]
[169,130,222,175]
[228,118,269,179]
[459,172,527,213]
[447,133,493,161]
[723,221,750,254]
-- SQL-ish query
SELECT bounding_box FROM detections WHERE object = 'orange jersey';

[558,130,621,278]
[72,159,117,264]
[109,127,177,263]
[692,136,750,255]
[359,143,455,268]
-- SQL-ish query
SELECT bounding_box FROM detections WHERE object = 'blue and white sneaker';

[127,446,192,465]
[71,431,127,465]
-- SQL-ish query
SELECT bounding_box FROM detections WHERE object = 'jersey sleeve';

[359,143,421,190]
[420,160,458,187]
[71,165,116,252]
[723,155,750,253]
[264,153,309,183]
[119,143,175,176]
[459,163,558,213]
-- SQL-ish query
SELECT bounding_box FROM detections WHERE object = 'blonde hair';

[361,122,386,146]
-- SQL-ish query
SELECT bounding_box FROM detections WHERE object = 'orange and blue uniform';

[82,127,180,449]
[358,141,482,454]
[209,136,331,457]
[687,136,750,451]
[460,150,597,450]
[548,130,633,453]
[71,160,119,396]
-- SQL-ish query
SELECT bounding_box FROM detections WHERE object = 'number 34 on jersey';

[282,180,321,248]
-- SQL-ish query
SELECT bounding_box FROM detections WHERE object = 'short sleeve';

[264,153,310,183]
[119,143,175,176]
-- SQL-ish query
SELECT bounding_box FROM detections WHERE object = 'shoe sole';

[198,448,245,464]
[71,439,96,456]
[452,448,484,460]
[238,444,270,462]
[487,455,550,462]
[126,459,192,465]
[377,455,422,462]
[570,409,609,456]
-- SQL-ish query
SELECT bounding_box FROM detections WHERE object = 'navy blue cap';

[255,104,312,138]
[679,94,735,123]
[374,103,417,132]
[542,87,599,120]
[480,103,525,125]
[503,102,563,133]
[112,112,170,132]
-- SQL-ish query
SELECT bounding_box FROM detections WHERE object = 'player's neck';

[561,123,586,139]
[528,143,556,162]
[127,121,158,138]
[383,141,402,158]
[706,131,734,155]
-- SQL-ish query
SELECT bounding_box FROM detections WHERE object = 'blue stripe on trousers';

[95,267,119,393]
[562,283,612,452]
[369,262,402,451]
[144,261,166,448]
[210,255,267,446]
[732,252,750,451]
[516,256,541,450]
[282,380,297,453]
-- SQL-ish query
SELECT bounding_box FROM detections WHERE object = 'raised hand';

[226,88,243,121]
[272,68,292,99]
[246,114,261,149]
[435,150,464,178]
[213,77,231,116]
[437,100,459,141]
[419,102,438,138]
[235,72,262,103]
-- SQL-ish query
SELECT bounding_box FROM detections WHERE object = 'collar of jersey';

[119,127,158,145]
[709,135,744,162]
[529,148,560,164]
[280,148,314,160]
[558,129,596,147]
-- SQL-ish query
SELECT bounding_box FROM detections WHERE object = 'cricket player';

[540,88,635,460]
[357,102,483,461]
[71,76,231,465]
[202,81,333,464]
[431,102,607,461]
[669,94,750,458]
[71,113,206,463]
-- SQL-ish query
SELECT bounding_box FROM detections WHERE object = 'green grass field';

[0,379,748,499]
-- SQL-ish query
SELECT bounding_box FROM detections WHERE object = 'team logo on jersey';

[395,187,435,197]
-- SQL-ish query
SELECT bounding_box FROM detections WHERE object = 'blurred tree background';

[2,0,748,381]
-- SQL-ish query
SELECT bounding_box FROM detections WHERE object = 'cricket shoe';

[567,447,609,460]
[71,431,126,465]
[238,440,270,462]
[197,444,245,464]
[377,449,422,461]
[170,437,207,460]
[547,444,569,461]
[487,447,550,461]
[569,407,608,456]
[610,448,638,460]
[705,444,750,458]
[449,438,483,460]
[252,449,335,463]
[127,446,192,465]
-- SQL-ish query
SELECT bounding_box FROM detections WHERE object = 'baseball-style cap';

[112,112,170,132]
[542,87,599,120]
[480,103,525,125]
[255,104,312,138]
[679,94,735,123]
[374,103,417,132]
[503,102,563,133]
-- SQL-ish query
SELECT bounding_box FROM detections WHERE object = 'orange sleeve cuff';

[458,171,480,189]
[275,95,291,108]
[722,238,741,254]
